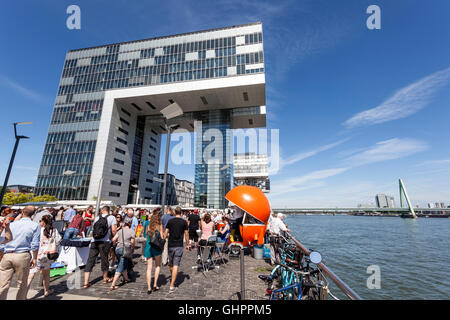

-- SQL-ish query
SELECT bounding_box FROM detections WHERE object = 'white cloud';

[345,138,428,166]
[281,139,348,168]
[269,137,429,205]
[414,159,450,167]
[343,67,450,128]
[270,167,349,196]
[0,75,43,102]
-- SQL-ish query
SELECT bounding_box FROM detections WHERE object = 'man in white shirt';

[126,208,139,232]
[83,206,117,288]
[270,213,290,235]
[268,213,290,265]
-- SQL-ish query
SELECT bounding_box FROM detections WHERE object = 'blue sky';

[0,0,449,207]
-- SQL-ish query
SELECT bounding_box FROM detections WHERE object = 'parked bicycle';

[260,237,331,300]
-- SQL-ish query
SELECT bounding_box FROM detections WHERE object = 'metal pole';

[136,188,140,205]
[161,123,171,214]
[90,177,103,237]
[0,138,21,205]
[240,247,245,300]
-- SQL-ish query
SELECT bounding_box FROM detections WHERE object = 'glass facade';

[35,22,265,202]
[194,110,233,209]
[127,116,145,203]
[57,32,263,95]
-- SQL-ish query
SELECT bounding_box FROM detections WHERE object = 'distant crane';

[399,179,417,219]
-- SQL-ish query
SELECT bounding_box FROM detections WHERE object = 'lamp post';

[0,122,32,205]
[159,101,183,215]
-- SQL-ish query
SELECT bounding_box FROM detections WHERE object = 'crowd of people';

[0,203,289,300]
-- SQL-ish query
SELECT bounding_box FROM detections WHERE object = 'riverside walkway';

[19,241,271,300]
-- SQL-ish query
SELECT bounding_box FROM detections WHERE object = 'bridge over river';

[274,179,450,218]
[273,207,450,217]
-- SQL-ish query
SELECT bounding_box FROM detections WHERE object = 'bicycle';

[259,263,325,300]
[260,240,331,300]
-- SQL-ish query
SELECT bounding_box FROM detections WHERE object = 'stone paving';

[18,240,273,300]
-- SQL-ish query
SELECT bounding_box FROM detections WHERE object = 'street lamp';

[0,122,32,205]
[160,101,183,214]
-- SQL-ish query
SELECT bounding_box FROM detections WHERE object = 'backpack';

[92,215,109,240]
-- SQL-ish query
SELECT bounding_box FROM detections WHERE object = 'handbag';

[149,229,165,251]
[120,227,133,259]
[45,229,60,261]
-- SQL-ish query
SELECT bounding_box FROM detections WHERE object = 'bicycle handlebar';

[277,263,315,276]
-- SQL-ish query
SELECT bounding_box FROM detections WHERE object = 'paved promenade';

[12,241,272,300]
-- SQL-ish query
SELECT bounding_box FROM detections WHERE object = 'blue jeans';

[63,228,79,240]
[115,247,128,274]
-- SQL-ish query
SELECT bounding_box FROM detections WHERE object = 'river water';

[284,214,450,300]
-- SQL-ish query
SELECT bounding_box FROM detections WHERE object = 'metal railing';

[287,233,363,300]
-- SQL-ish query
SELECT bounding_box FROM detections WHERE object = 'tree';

[2,192,58,205]
[3,193,33,205]
[31,194,58,202]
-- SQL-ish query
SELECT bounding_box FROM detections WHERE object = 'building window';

[112,169,123,175]
[115,147,126,155]
[120,117,130,126]
[146,179,153,183]
[109,192,120,197]
[150,137,157,143]
[151,129,158,135]
[118,127,129,135]
[111,180,122,186]
[146,101,156,110]
[121,108,131,117]
[145,188,152,192]
[131,103,142,111]
[114,158,124,165]
[117,137,127,145]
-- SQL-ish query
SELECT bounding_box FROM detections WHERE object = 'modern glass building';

[35,22,267,208]
[233,153,270,193]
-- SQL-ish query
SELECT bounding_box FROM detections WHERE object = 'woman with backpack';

[144,210,164,294]
[83,206,117,288]
[26,215,61,297]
